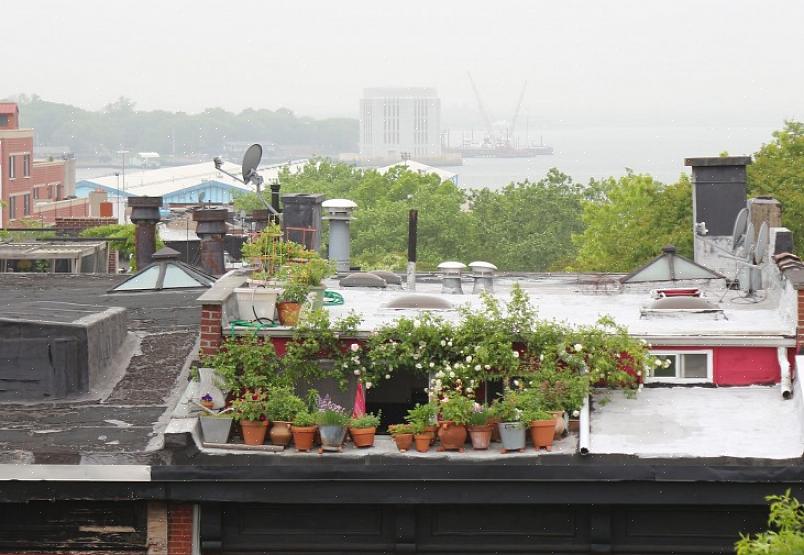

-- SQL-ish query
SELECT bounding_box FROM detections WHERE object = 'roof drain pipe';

[778,346,792,400]
[407,209,417,291]
[578,392,591,456]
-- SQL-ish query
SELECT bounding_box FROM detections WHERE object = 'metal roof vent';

[469,261,497,294]
[385,294,453,310]
[369,270,402,286]
[437,261,466,294]
[340,272,387,288]
[322,199,357,273]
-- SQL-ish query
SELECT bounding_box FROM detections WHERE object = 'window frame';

[8,155,16,179]
[22,193,31,216]
[8,196,17,219]
[647,349,713,384]
[23,154,31,177]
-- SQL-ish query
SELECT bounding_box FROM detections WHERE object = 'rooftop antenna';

[212,144,278,215]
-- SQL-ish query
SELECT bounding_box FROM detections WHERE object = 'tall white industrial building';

[359,87,441,162]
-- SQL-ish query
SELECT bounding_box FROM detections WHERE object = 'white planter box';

[234,287,279,322]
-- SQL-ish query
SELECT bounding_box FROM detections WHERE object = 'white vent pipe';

[778,346,792,400]
[578,393,591,456]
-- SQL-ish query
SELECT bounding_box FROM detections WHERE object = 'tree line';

[234,121,802,272]
[16,95,358,157]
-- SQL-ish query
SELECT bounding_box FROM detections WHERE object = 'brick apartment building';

[0,102,75,226]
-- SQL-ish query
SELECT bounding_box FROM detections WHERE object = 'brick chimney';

[193,208,228,276]
[684,156,751,275]
[128,196,162,270]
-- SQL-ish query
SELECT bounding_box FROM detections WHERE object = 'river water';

[443,124,777,190]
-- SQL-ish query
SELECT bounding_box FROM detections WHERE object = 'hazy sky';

[4,0,803,126]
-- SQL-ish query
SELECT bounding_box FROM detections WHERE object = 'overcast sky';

[4,0,803,127]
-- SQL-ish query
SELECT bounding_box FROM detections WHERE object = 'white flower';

[474,345,480,352]
[413,319,421,328]
[513,379,520,387]
[465,387,473,393]
[440,340,446,347]
[415,363,422,369]
[353,369,361,376]
[474,364,481,371]
[663,359,672,368]
[449,371,456,378]
[636,371,642,377]
[447,340,453,347]
[574,343,583,352]
[342,363,348,368]
[350,343,360,352]
[654,359,663,366]
[429,362,435,368]
[435,370,445,378]
[465,355,473,363]
[572,410,580,418]
[352,356,360,364]
[512,350,520,358]
[365,381,373,389]
[412,353,419,360]
[539,354,544,362]
[484,364,491,370]
[385,374,391,379]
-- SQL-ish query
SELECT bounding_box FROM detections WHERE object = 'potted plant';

[265,385,306,447]
[230,390,269,446]
[524,407,556,451]
[349,411,381,448]
[467,404,493,450]
[237,225,284,322]
[437,394,473,452]
[291,410,318,452]
[314,395,350,452]
[412,421,433,453]
[388,423,415,452]
[199,393,215,410]
[198,410,233,444]
[491,395,526,454]
[405,402,437,446]
[286,255,334,309]
[276,280,310,326]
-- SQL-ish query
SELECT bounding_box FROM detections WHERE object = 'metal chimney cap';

[322,199,358,210]
[468,261,497,271]
[437,261,467,271]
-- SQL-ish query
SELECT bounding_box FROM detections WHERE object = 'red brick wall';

[167,504,194,555]
[200,304,223,356]
[798,289,804,352]
[54,216,117,235]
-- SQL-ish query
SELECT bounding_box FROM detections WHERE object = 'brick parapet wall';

[167,504,194,555]
[54,216,117,235]
[200,304,223,357]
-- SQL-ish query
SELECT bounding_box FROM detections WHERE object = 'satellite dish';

[731,207,748,253]
[241,144,263,185]
[743,221,755,261]
[754,222,769,264]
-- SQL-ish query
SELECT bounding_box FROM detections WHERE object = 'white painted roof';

[589,386,804,459]
[81,159,308,198]
[377,160,458,183]
[321,274,795,342]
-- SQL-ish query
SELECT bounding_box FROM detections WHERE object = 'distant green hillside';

[15,95,358,157]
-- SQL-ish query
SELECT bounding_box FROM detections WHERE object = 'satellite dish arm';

[213,161,278,215]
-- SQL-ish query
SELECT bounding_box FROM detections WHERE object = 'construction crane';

[508,81,528,147]
[467,72,495,143]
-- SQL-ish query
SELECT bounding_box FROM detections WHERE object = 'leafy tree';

[748,120,804,257]
[571,172,692,273]
[467,169,584,271]
[79,224,162,271]
[735,490,804,555]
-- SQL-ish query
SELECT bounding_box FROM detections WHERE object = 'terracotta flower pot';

[438,421,467,451]
[291,425,317,452]
[276,301,302,326]
[467,424,492,450]
[269,421,293,447]
[414,432,433,453]
[530,419,555,451]
[551,410,566,439]
[240,419,268,446]
[349,426,376,448]
[392,433,414,452]
[568,419,580,433]
[426,424,438,445]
